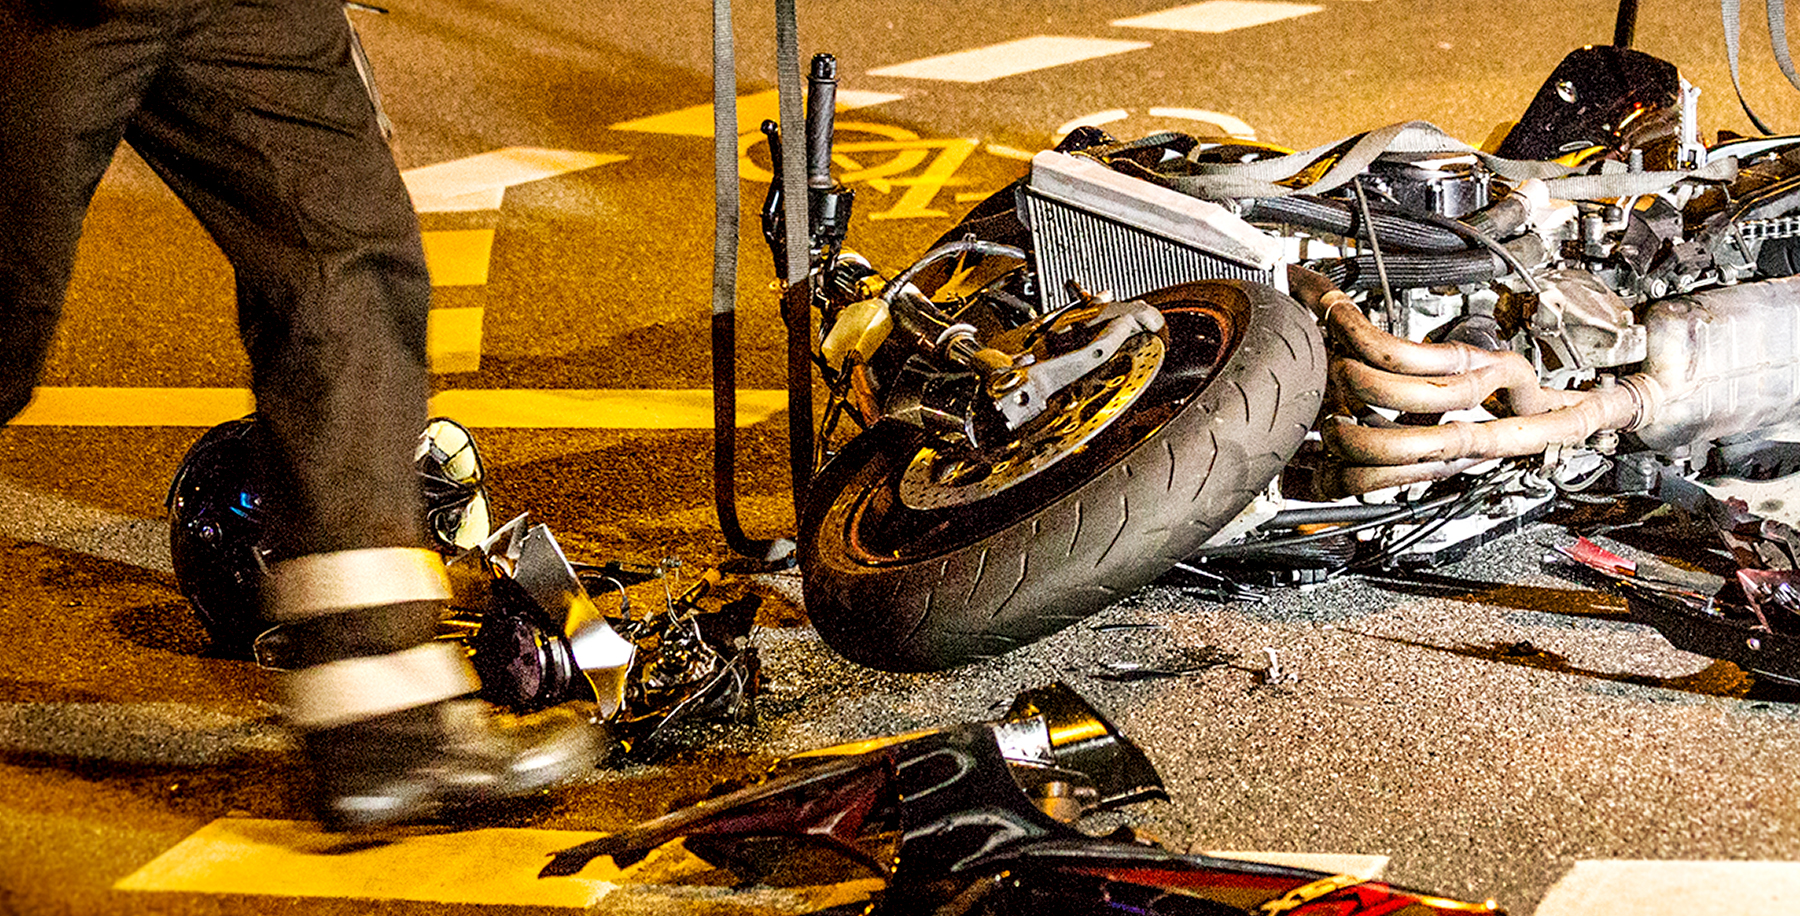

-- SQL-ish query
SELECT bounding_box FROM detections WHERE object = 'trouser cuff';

[282,641,479,730]
[265,547,450,621]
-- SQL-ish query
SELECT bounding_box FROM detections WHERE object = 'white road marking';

[1113,1,1324,33]
[867,36,1152,83]
[7,387,786,429]
[1148,106,1259,139]
[983,143,1039,162]
[401,148,626,213]
[1202,851,1388,880]
[611,88,905,137]
[1055,108,1132,137]
[1053,107,1258,141]
[1533,860,1800,915]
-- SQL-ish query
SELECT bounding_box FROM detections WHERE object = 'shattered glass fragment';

[1083,645,1239,682]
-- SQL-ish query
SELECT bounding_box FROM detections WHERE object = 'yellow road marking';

[9,387,255,427]
[427,307,485,374]
[868,138,978,220]
[402,148,627,213]
[113,818,609,907]
[115,817,883,910]
[431,387,786,429]
[611,89,904,137]
[738,122,979,219]
[420,229,496,286]
[9,388,786,429]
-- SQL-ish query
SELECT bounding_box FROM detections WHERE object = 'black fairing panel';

[1497,45,1682,165]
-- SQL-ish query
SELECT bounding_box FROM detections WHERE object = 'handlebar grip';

[805,53,839,191]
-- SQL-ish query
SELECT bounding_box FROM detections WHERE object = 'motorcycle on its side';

[774,29,1800,677]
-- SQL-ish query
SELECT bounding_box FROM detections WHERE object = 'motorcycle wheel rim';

[897,333,1165,510]
[835,285,1247,567]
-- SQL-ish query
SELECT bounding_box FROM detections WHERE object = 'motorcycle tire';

[800,279,1325,672]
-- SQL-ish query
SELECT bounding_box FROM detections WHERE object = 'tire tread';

[802,281,1325,671]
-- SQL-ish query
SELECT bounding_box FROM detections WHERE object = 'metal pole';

[1613,0,1639,47]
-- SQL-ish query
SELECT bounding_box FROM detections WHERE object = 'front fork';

[760,53,858,487]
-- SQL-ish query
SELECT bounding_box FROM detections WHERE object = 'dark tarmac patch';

[112,599,213,657]
[1341,628,1800,702]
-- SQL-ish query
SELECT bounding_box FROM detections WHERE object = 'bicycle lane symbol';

[738,121,979,220]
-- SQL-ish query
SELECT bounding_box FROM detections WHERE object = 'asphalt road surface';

[6,2,1800,914]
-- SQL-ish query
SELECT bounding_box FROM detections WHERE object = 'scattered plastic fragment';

[538,683,1500,915]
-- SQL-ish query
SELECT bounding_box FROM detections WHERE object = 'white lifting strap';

[1723,0,1800,135]
[264,546,451,621]
[1119,120,1740,203]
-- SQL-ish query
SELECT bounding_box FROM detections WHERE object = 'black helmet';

[166,417,270,656]
[166,415,490,656]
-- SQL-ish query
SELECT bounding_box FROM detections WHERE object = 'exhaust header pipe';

[1292,267,1800,495]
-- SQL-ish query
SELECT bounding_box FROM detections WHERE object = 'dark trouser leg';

[0,5,171,423]
[6,0,597,829]
[127,0,478,757]
[128,0,431,564]
[124,0,446,667]
[0,0,457,716]
[126,0,596,828]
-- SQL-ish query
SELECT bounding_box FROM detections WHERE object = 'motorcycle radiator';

[1017,151,1286,311]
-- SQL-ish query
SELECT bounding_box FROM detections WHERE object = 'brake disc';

[898,333,1165,510]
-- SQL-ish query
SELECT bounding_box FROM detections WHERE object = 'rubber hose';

[1460,193,1531,239]
[1319,249,1502,291]
[1245,195,1468,253]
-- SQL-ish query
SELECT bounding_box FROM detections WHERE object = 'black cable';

[1189,491,1467,559]
[1245,195,1469,253]
[1352,466,1519,570]
[1352,179,1399,321]
[709,0,797,565]
[775,0,814,520]
[1319,249,1501,291]
[880,239,1029,304]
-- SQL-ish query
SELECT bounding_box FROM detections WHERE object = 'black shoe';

[305,698,603,832]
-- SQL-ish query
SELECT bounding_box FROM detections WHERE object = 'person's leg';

[0,3,174,422]
[122,0,597,829]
